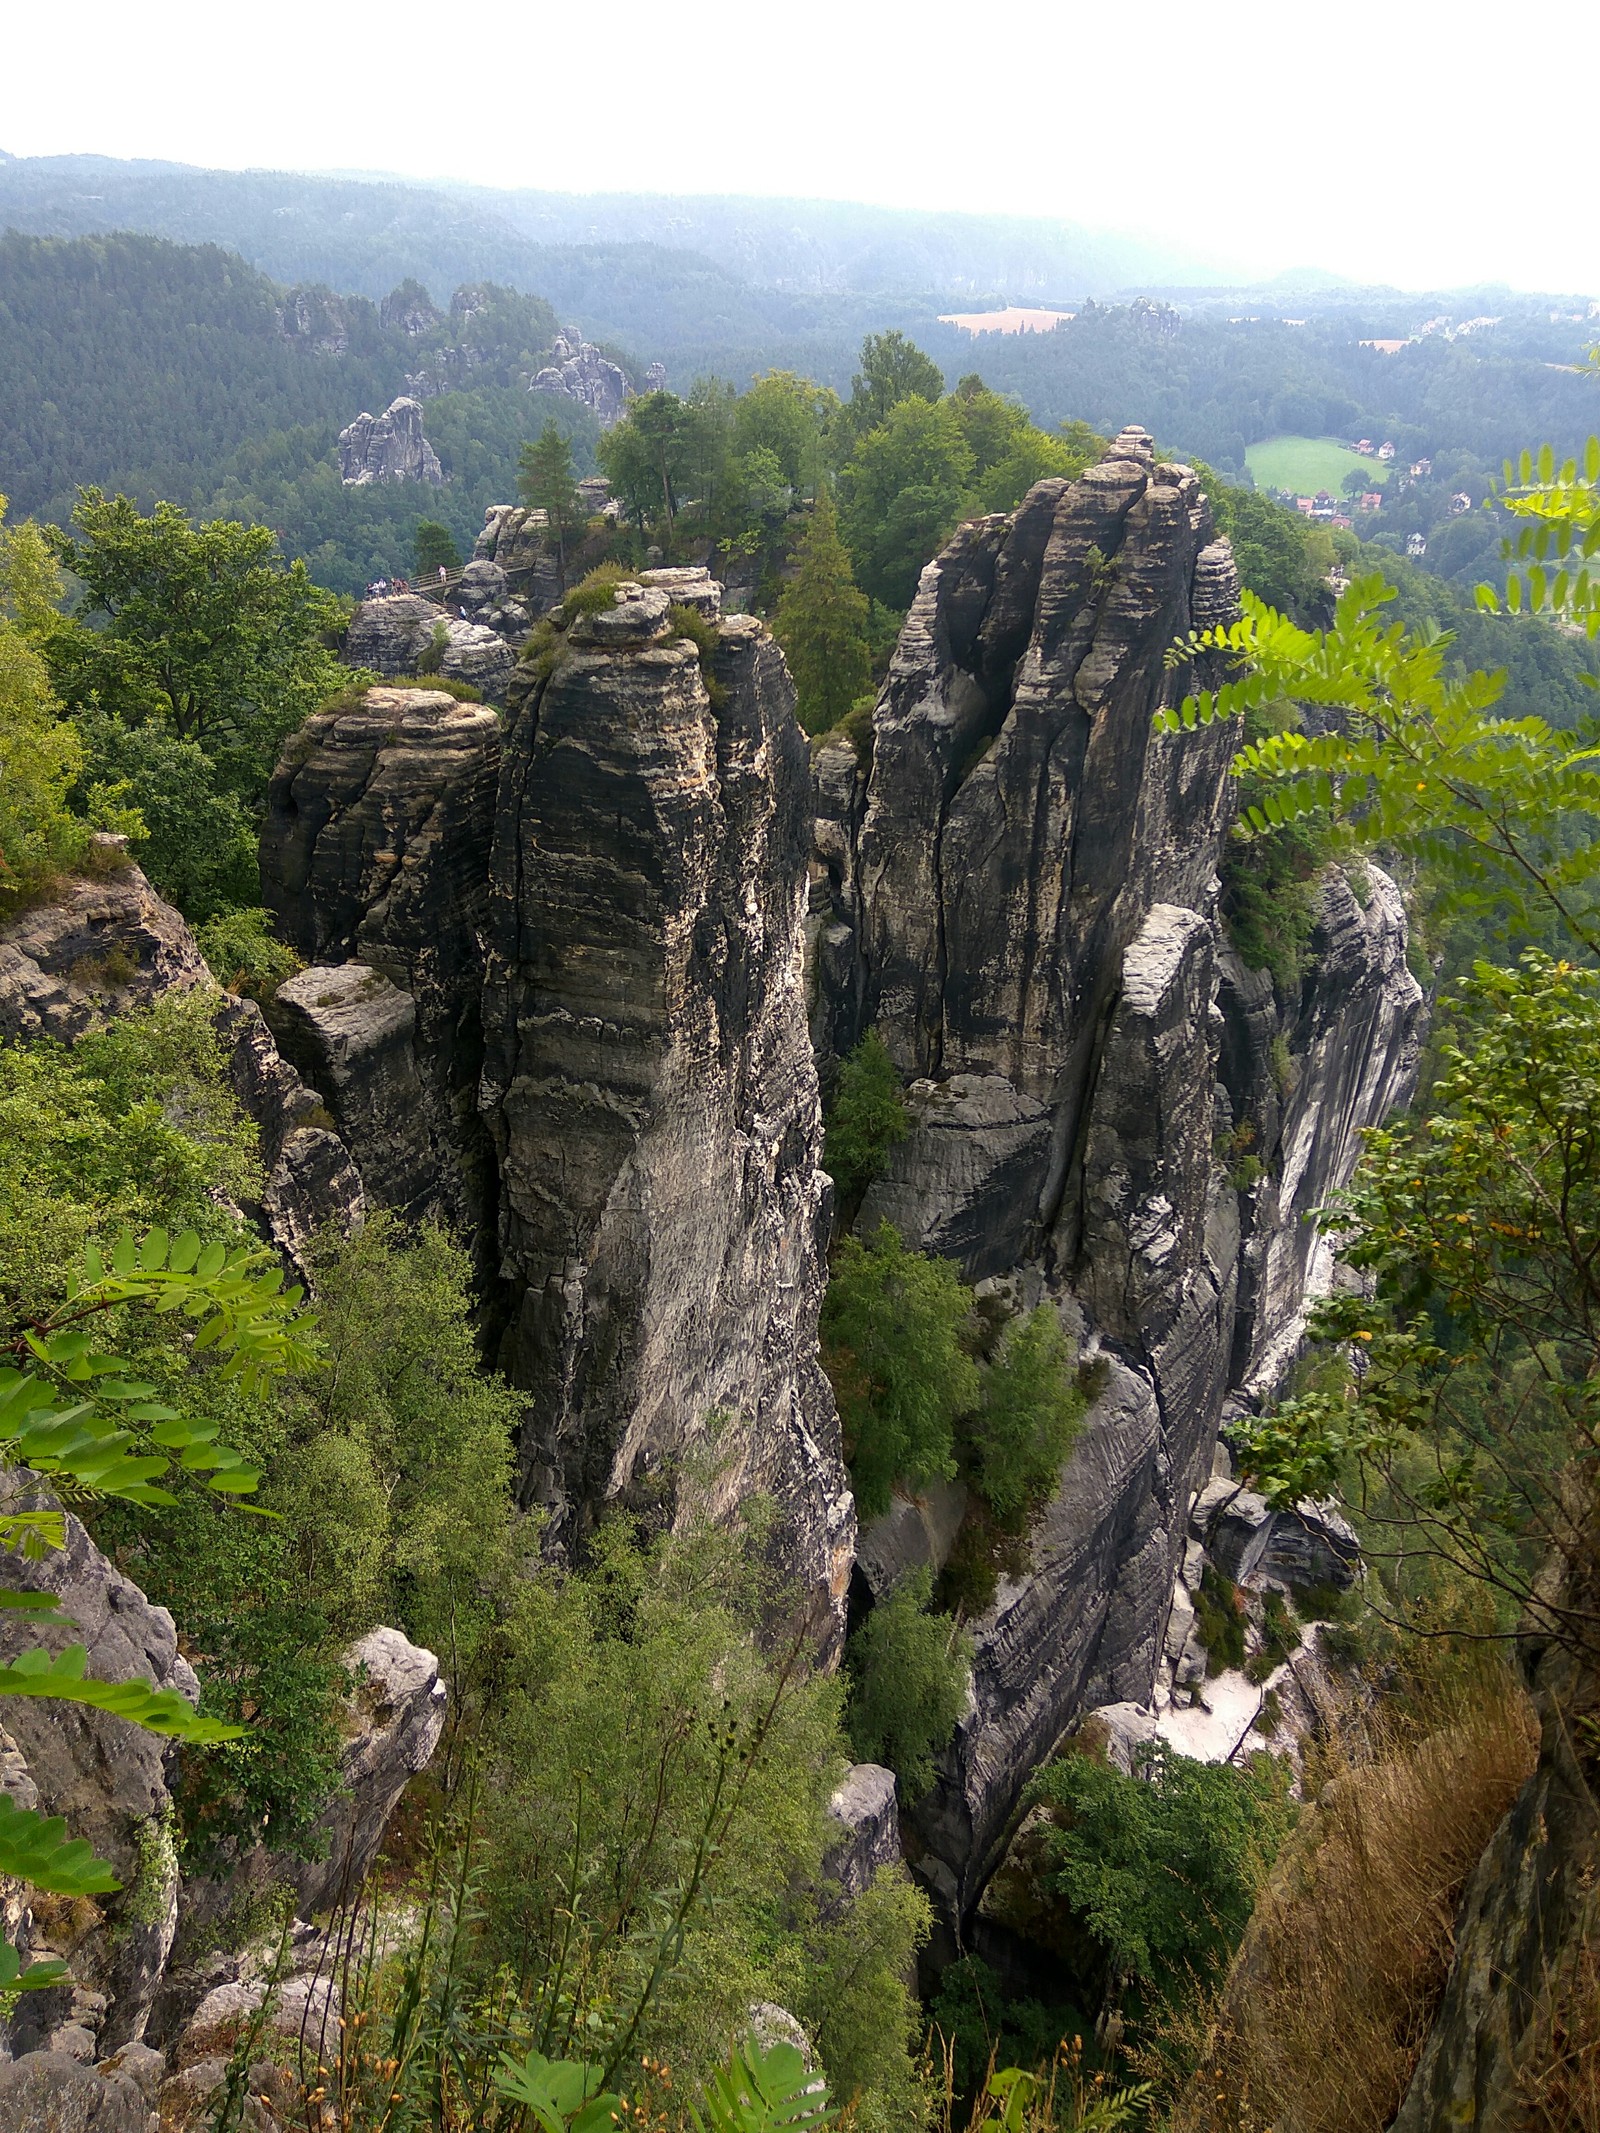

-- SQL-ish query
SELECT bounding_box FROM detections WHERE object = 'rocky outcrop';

[0,853,208,1042]
[344,594,515,703]
[1221,864,1423,1396]
[812,433,1422,1917]
[261,686,501,1233]
[822,1764,901,1912]
[0,863,362,1271]
[295,1628,447,1917]
[452,558,534,639]
[529,328,630,427]
[474,505,563,610]
[337,395,444,486]
[0,1479,196,2052]
[480,585,853,1638]
[219,995,366,1270]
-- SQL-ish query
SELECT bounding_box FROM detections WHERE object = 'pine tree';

[414,519,461,576]
[518,422,581,586]
[774,486,873,734]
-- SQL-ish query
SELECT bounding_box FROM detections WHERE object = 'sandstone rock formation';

[0,860,363,1273]
[344,592,517,702]
[337,395,444,486]
[0,852,208,1043]
[295,1628,447,1917]
[261,686,501,1233]
[821,1764,901,1912]
[811,431,1422,1915]
[0,1479,197,2051]
[479,585,854,1637]
[529,328,630,427]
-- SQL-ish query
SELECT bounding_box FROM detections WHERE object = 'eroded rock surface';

[261,686,502,1232]
[344,595,515,703]
[529,327,630,426]
[337,395,443,486]
[481,592,854,1638]
[811,436,1422,1913]
[0,856,208,1042]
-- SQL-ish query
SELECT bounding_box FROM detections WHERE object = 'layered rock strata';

[529,327,630,426]
[479,584,853,1637]
[811,433,1422,1915]
[260,686,501,1235]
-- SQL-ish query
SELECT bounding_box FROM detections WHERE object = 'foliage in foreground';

[845,1567,972,1797]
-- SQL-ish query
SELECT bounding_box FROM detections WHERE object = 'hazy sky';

[7,0,1595,293]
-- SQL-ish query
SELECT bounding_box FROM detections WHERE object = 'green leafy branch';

[1158,575,1600,952]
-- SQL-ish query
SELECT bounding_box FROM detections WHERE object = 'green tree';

[1030,1741,1294,2010]
[838,398,975,611]
[44,490,346,793]
[774,490,874,735]
[845,1567,971,1797]
[414,518,461,576]
[733,371,841,496]
[0,501,90,913]
[820,1221,979,1520]
[72,709,257,923]
[845,332,945,440]
[599,391,697,529]
[519,420,582,585]
[968,1305,1085,1524]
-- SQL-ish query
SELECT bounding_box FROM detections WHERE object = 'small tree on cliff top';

[775,488,873,735]
[519,421,581,588]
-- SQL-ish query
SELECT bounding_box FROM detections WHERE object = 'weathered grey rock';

[337,395,443,486]
[821,1764,901,1910]
[812,444,1419,1922]
[0,2050,153,2131]
[1190,1476,1360,1591]
[343,597,516,703]
[529,328,630,427]
[481,609,854,1641]
[261,687,501,1233]
[295,1628,447,1917]
[0,1479,194,2047]
[639,566,723,620]
[219,996,366,1269]
[266,963,437,1218]
[1224,864,1423,1396]
[858,1074,1051,1280]
[853,1480,968,1605]
[0,856,208,1042]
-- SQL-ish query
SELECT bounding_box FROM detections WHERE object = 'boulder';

[821,1764,901,1911]
[0,2050,154,2131]
[295,1627,446,1917]
[343,599,516,703]
[1190,1476,1360,1591]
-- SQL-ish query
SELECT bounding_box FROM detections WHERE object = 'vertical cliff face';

[479,587,853,1635]
[813,435,1422,1910]
[261,686,501,1235]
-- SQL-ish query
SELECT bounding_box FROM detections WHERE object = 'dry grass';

[1514,1882,1600,2133]
[1166,1657,1539,2133]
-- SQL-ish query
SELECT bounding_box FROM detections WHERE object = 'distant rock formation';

[529,328,630,427]
[338,395,444,486]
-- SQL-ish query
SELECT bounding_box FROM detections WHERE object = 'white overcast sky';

[6,0,1593,294]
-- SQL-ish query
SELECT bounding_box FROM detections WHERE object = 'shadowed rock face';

[480,601,854,1639]
[261,687,501,1235]
[811,435,1422,1912]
